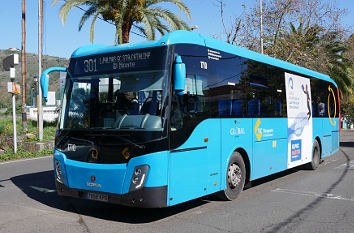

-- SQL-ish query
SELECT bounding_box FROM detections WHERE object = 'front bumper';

[55,180,167,208]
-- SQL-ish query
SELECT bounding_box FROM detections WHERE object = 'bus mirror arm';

[40,67,67,102]
[173,56,186,96]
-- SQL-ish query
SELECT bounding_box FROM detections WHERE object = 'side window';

[328,83,338,118]
[311,79,330,117]
[247,61,269,117]
[207,53,248,117]
[170,74,207,131]
[184,75,207,114]
[244,61,286,117]
[268,66,286,117]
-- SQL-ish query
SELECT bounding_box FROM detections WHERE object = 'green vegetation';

[342,102,354,127]
[0,49,68,113]
[0,117,56,161]
[52,0,191,44]
[0,117,56,141]
[218,0,353,124]
[0,148,52,162]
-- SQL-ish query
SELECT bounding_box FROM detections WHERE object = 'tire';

[308,140,320,170]
[216,152,246,201]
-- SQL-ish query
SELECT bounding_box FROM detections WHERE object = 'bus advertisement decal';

[285,73,313,168]
[291,139,302,162]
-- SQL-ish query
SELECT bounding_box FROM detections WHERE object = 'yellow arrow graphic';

[327,85,337,126]
[254,118,262,141]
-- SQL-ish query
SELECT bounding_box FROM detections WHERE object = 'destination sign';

[69,46,168,77]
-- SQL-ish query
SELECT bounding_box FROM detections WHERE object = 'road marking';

[0,156,51,165]
[272,188,354,203]
[30,186,56,193]
[334,161,354,170]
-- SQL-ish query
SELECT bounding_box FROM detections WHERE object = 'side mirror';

[40,67,67,102]
[173,55,186,96]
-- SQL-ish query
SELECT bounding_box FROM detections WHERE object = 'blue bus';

[41,30,341,207]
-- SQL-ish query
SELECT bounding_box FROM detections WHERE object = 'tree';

[218,0,353,100]
[53,0,191,44]
[324,32,352,97]
[340,34,354,124]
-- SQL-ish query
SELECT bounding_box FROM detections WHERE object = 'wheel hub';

[228,164,242,188]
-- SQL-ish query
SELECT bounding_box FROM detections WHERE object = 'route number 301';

[83,59,98,73]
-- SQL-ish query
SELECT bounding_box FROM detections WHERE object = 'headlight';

[129,165,149,192]
[54,159,64,183]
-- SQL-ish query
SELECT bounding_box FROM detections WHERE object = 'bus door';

[249,83,288,179]
[252,118,288,179]
[169,119,220,205]
[168,75,221,205]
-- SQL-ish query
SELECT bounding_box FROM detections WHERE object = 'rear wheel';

[308,140,320,170]
[216,152,246,201]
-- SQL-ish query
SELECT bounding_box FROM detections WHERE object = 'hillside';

[0,49,69,108]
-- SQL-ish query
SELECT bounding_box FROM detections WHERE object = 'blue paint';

[70,30,335,86]
[55,148,169,195]
[50,30,341,207]
[173,55,186,95]
[220,118,253,188]
[40,67,66,101]
[64,156,128,194]
[122,151,169,194]
[168,119,221,206]
[54,150,69,185]
[251,118,288,180]
[71,41,162,58]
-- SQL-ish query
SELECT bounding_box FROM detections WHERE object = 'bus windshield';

[61,70,168,130]
[59,46,170,144]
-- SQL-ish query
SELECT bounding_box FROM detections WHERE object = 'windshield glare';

[60,70,168,132]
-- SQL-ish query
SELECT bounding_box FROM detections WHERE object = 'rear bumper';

[55,180,167,208]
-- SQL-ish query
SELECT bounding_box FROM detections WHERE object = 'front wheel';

[216,152,246,201]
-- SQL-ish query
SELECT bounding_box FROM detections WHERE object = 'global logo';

[230,127,245,136]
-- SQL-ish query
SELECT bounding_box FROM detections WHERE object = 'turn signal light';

[129,165,149,192]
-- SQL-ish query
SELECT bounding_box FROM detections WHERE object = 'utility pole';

[38,0,43,141]
[22,0,28,133]
[260,0,264,54]
[3,54,20,153]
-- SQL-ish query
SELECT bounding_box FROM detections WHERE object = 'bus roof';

[71,30,335,85]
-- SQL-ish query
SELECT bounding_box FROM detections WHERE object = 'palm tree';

[323,32,352,98]
[52,0,191,44]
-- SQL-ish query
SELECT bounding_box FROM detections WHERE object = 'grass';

[0,117,57,141]
[0,148,52,162]
[0,117,56,161]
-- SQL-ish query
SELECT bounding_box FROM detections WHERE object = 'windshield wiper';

[86,133,145,150]
[70,137,94,145]
[56,130,71,147]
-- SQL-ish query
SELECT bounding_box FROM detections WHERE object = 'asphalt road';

[1,130,353,233]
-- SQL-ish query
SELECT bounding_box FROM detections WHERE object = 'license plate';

[86,192,108,202]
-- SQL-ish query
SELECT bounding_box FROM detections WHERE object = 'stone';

[25,133,36,140]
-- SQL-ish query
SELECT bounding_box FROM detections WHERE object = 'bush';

[341,102,354,126]
[0,117,56,161]
[0,117,56,141]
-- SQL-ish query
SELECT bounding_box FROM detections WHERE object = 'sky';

[0,0,353,58]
